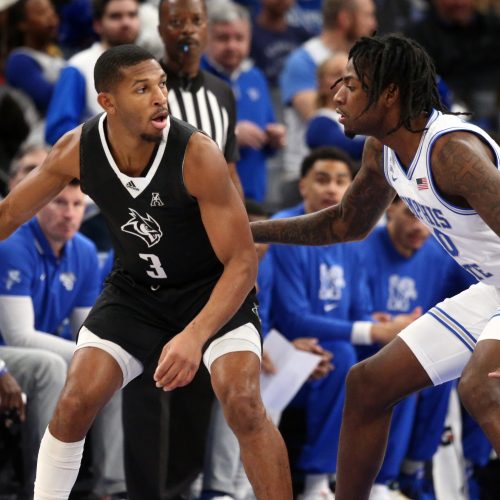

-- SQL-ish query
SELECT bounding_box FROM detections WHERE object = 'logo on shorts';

[121,208,163,247]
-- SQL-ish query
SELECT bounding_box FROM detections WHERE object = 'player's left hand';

[153,331,202,391]
[488,369,500,379]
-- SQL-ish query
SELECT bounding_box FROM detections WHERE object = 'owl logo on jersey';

[318,264,346,301]
[121,208,163,248]
[387,275,417,311]
[60,272,76,291]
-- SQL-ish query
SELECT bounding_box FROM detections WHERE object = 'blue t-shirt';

[269,203,372,342]
[280,46,318,105]
[0,218,100,337]
[357,225,475,316]
[201,56,277,202]
[250,20,309,88]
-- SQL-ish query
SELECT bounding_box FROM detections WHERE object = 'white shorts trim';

[203,322,262,373]
[76,326,143,388]
[398,282,500,385]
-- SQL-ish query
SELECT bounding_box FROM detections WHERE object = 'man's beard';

[140,133,164,144]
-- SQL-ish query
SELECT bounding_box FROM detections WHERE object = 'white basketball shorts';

[399,281,500,385]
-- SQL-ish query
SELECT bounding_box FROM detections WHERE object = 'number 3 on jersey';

[139,253,167,279]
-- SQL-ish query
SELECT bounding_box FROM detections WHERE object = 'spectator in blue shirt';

[250,0,309,93]
[5,0,65,116]
[45,0,140,145]
[202,0,285,203]
[279,0,376,179]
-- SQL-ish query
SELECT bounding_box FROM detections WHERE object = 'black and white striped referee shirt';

[162,63,239,164]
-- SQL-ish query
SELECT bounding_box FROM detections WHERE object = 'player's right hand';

[153,331,202,391]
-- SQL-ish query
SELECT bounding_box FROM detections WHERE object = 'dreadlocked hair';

[349,33,447,133]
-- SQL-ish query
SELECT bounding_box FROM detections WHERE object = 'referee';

[121,0,243,498]
[159,0,242,197]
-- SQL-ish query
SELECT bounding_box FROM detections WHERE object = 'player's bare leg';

[459,339,500,453]
[211,351,292,500]
[335,338,432,500]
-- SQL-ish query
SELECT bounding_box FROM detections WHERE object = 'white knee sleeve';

[34,428,85,500]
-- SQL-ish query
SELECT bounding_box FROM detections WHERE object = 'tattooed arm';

[251,137,396,245]
[432,132,500,237]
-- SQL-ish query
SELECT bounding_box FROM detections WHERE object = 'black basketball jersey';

[80,113,223,288]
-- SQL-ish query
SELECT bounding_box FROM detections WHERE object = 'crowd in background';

[0,0,500,499]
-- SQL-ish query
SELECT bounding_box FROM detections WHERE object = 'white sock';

[304,474,330,494]
[34,428,85,500]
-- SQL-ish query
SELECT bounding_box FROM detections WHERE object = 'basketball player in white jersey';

[251,33,500,500]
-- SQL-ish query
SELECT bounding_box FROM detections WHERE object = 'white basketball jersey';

[384,110,500,286]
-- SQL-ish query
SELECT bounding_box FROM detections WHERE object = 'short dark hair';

[94,44,156,93]
[300,147,355,178]
[92,0,110,20]
[349,33,447,133]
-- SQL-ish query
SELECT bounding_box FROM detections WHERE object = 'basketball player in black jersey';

[0,44,292,500]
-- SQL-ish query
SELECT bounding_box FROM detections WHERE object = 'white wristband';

[351,321,373,345]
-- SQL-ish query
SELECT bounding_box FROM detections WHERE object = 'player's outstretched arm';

[251,137,396,245]
[432,131,500,237]
[0,128,81,239]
